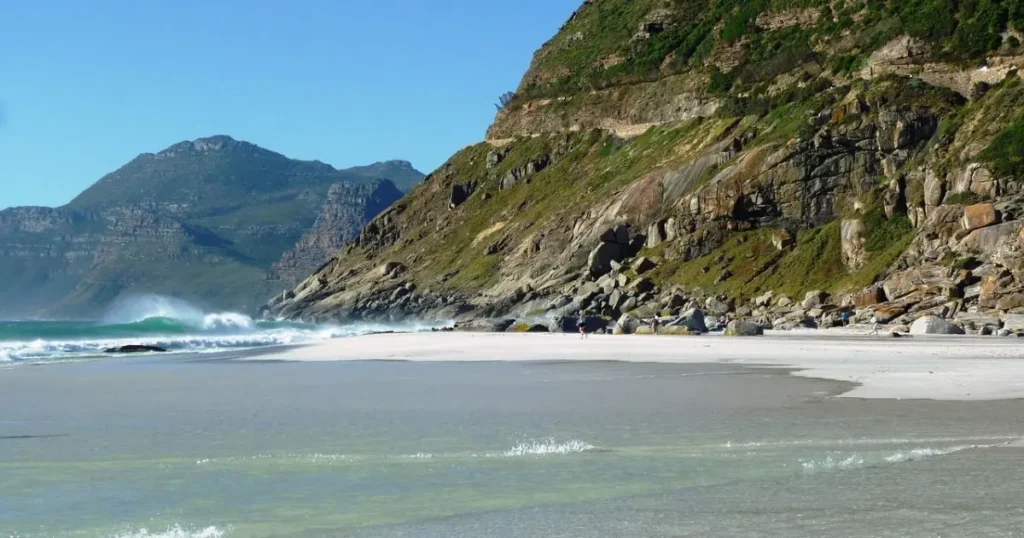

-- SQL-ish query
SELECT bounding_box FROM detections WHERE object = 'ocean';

[2,356,1023,537]
[0,296,424,366]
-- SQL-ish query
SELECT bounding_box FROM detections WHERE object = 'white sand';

[256,332,1024,401]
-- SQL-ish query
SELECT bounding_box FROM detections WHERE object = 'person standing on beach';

[577,318,587,339]
[868,316,881,335]
[651,317,661,334]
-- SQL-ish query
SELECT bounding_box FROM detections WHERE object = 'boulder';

[724,320,764,336]
[872,304,908,324]
[104,345,168,354]
[588,242,626,276]
[646,221,667,248]
[996,293,1024,311]
[961,203,1000,232]
[613,313,643,335]
[377,262,406,279]
[546,315,606,334]
[840,219,868,271]
[506,322,549,333]
[923,171,944,207]
[754,291,774,307]
[1001,314,1024,332]
[957,221,1021,254]
[669,308,708,333]
[705,296,731,316]
[909,316,966,335]
[629,277,655,294]
[632,256,657,274]
[636,325,694,336]
[608,289,625,311]
[772,229,795,251]
[614,224,631,245]
[454,319,516,332]
[802,290,826,310]
[667,293,687,309]
[854,286,887,307]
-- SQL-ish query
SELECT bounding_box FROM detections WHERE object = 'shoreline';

[252,331,1024,402]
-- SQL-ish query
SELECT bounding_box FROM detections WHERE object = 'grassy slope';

[517,0,1022,103]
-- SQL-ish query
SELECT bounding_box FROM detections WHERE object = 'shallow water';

[2,358,1023,537]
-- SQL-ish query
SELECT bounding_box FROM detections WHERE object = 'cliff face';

[272,179,405,285]
[0,137,422,318]
[265,0,1024,333]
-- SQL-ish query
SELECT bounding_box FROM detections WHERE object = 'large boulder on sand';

[613,314,643,335]
[909,316,966,335]
[668,308,708,333]
[724,320,764,336]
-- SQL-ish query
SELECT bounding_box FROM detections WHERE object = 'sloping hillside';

[265,0,1024,334]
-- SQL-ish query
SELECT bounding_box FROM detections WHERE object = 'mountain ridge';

[0,136,424,318]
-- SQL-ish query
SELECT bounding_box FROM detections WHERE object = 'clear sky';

[0,0,580,209]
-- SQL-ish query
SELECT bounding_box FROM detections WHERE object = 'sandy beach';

[256,331,1024,401]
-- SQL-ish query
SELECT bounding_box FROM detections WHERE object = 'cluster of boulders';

[448,206,1024,337]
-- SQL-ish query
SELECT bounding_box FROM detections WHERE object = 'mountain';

[259,0,1024,332]
[0,136,423,318]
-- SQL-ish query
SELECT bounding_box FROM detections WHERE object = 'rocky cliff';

[0,136,423,318]
[264,0,1024,335]
[272,179,405,284]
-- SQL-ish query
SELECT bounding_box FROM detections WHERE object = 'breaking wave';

[108,525,228,538]
[0,294,437,364]
[194,439,600,466]
[721,435,1022,449]
[498,438,598,457]
[798,443,997,474]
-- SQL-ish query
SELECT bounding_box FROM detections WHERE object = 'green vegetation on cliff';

[516,0,1020,104]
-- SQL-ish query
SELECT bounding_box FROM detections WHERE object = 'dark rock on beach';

[104,345,169,354]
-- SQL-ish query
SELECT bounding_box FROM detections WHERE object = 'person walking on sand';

[577,318,588,339]
[651,317,661,334]
[868,316,881,335]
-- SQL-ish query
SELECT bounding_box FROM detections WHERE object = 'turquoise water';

[2,358,1023,537]
[0,296,426,365]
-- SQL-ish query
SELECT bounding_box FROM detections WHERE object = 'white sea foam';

[201,312,255,332]
[109,525,228,538]
[722,435,1022,449]
[102,294,207,325]
[798,442,999,474]
[194,441,599,467]
[497,438,598,457]
[883,445,976,463]
[800,453,865,472]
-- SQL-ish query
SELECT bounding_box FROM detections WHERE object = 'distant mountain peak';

[375,159,415,168]
[153,135,256,159]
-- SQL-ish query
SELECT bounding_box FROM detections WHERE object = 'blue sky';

[0,0,580,208]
